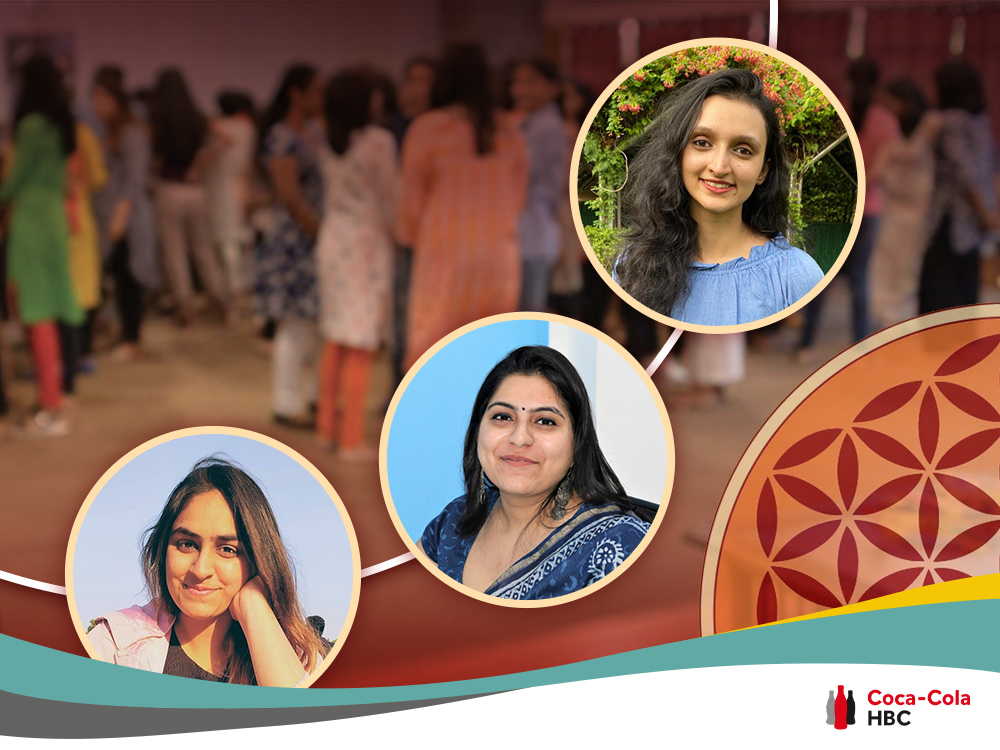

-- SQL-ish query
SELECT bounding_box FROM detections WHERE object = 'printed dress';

[421,492,650,600]
[316,125,398,349]
[254,122,323,321]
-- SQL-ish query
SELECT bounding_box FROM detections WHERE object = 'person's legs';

[155,184,195,322]
[847,216,878,341]
[918,216,953,315]
[56,321,79,396]
[27,321,62,411]
[519,258,553,313]
[317,341,342,443]
[273,316,317,419]
[339,346,375,450]
[391,247,412,387]
[185,186,230,312]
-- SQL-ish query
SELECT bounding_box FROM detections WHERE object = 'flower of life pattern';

[712,322,1000,632]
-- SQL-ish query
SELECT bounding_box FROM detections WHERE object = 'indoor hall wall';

[0,0,445,119]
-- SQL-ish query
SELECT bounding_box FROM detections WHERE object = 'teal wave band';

[4,599,997,709]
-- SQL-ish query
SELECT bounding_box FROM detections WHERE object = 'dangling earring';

[551,467,573,520]
[477,468,487,507]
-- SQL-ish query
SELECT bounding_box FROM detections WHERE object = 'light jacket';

[88,601,175,673]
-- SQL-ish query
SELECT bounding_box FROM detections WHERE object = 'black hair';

[561,77,597,127]
[935,60,985,114]
[217,90,256,118]
[431,43,495,155]
[150,67,207,174]
[884,78,927,138]
[324,69,376,156]
[404,56,437,78]
[519,57,559,83]
[457,346,653,536]
[615,68,789,315]
[260,63,318,138]
[14,54,76,156]
[847,57,880,126]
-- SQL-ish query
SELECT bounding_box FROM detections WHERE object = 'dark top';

[162,629,225,682]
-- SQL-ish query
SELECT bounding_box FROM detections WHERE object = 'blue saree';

[420,491,651,600]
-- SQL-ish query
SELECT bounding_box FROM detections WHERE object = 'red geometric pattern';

[712,320,1000,633]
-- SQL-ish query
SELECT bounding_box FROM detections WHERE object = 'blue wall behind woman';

[387,320,549,539]
[386,319,670,542]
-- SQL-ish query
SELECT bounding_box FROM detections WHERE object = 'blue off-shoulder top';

[670,236,824,326]
[615,235,824,326]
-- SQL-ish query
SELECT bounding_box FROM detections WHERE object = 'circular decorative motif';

[704,307,1000,634]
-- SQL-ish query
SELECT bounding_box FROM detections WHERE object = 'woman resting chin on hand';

[88,458,328,686]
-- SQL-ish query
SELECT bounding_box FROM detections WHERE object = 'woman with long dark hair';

[91,65,158,361]
[397,44,528,368]
[255,64,325,428]
[417,346,653,599]
[615,68,822,326]
[0,53,81,436]
[88,457,328,685]
[315,69,397,458]
[150,67,230,327]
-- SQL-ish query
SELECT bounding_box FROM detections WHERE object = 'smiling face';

[681,94,771,223]
[165,490,251,623]
[477,374,575,506]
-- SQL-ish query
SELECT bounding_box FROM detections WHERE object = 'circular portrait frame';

[570,37,866,334]
[379,312,675,609]
[65,426,362,688]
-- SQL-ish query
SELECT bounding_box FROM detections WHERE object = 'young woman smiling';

[88,458,327,685]
[416,346,654,600]
[614,69,824,326]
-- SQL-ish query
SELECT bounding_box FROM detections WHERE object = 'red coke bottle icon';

[835,685,848,729]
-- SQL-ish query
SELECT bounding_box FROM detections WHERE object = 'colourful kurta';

[66,121,108,310]
[397,109,528,368]
[0,114,82,325]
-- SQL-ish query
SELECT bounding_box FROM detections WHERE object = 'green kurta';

[0,113,82,325]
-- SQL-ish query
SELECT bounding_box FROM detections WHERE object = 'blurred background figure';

[509,57,568,313]
[150,67,230,327]
[254,63,324,428]
[63,108,107,393]
[797,57,900,360]
[396,43,527,369]
[919,60,1000,314]
[387,56,435,390]
[870,78,939,328]
[91,65,158,362]
[0,53,81,436]
[315,69,398,460]
[207,89,257,299]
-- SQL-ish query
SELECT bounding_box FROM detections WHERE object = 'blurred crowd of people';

[0,43,622,450]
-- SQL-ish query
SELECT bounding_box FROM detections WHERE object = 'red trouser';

[27,321,63,410]
[317,343,374,449]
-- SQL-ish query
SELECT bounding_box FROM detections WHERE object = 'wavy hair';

[457,346,653,536]
[140,456,325,685]
[615,68,790,315]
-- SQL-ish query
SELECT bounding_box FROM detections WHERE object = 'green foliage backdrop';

[580,45,856,269]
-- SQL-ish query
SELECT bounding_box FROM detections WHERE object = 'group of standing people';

[0,44,592,450]
[796,56,999,359]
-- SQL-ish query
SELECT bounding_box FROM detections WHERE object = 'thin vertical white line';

[769,0,779,48]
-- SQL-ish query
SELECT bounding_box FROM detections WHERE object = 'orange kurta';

[398,109,528,369]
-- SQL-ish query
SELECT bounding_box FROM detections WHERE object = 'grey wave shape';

[0,689,502,738]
